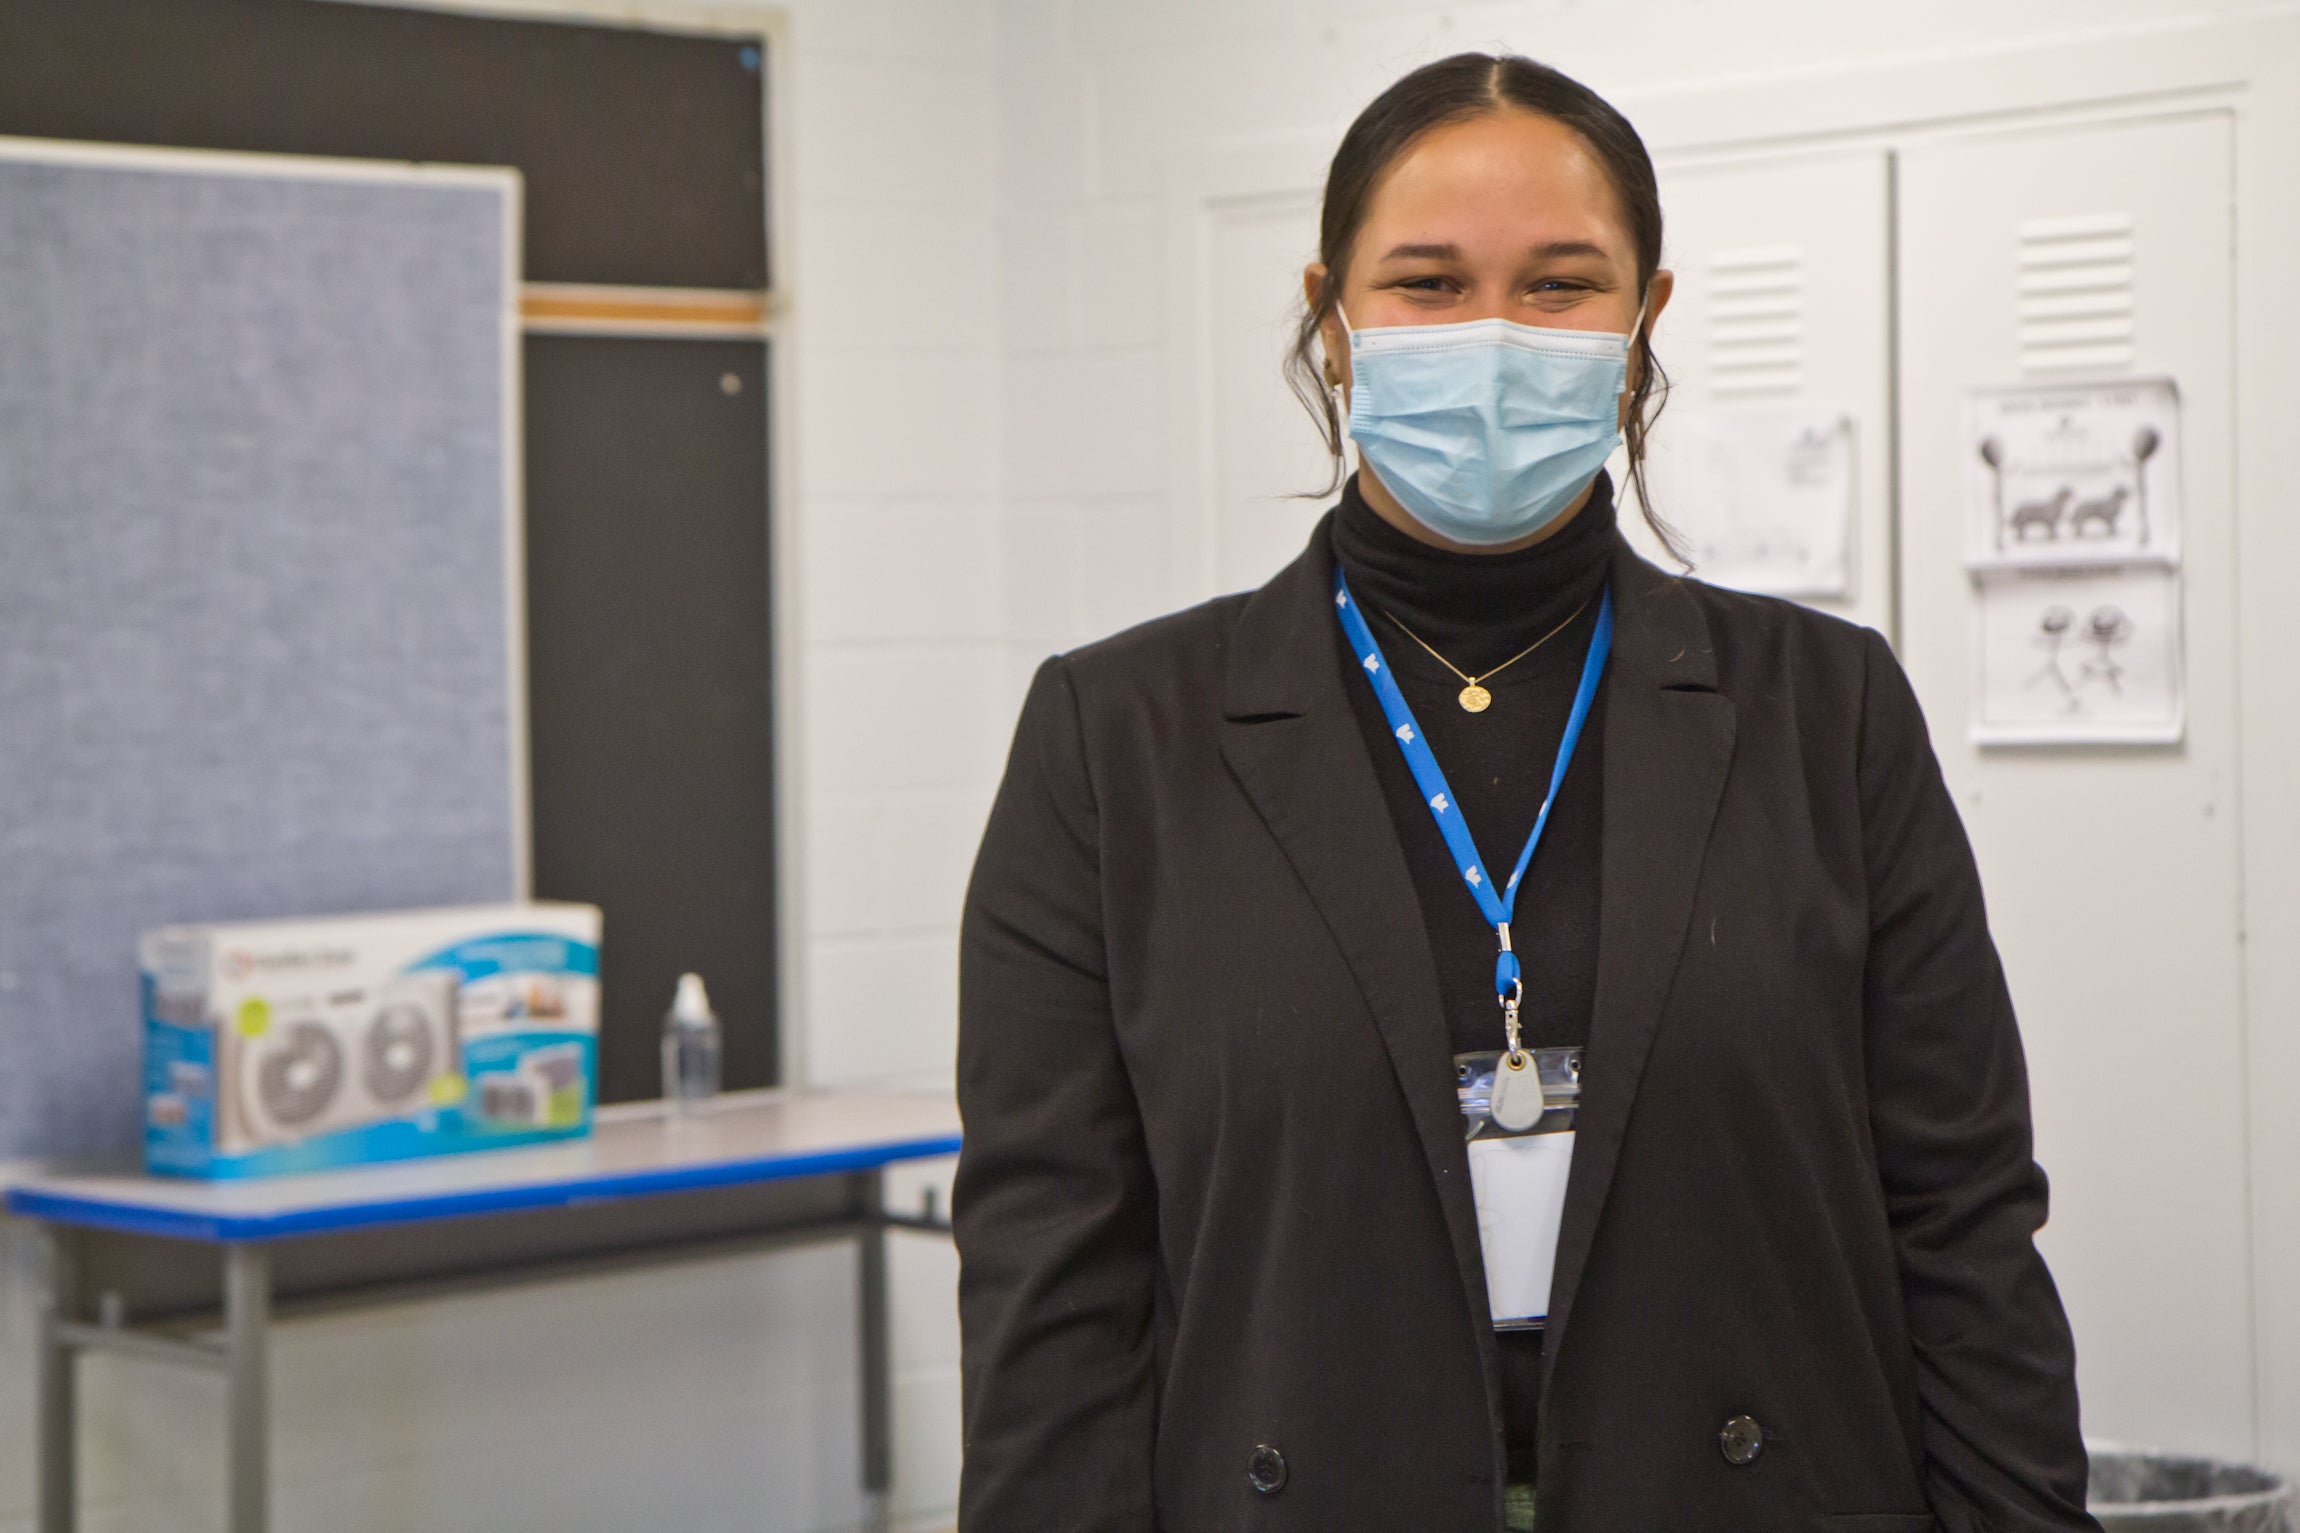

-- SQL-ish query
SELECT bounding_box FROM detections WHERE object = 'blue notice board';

[0,140,524,1157]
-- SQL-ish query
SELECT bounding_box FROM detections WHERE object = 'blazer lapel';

[1542,547,1738,1397]
[1218,524,1495,1333]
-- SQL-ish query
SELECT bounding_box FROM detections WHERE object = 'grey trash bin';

[2089,1445,2297,1533]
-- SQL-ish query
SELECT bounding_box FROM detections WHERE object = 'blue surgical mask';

[1340,306,1636,546]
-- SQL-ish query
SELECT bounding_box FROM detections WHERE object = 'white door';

[1896,110,2248,1457]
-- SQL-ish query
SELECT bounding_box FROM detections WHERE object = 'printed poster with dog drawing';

[1964,378,2180,569]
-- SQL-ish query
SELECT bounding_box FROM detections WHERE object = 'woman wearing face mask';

[955,53,2096,1533]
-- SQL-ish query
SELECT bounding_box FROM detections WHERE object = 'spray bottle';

[661,972,723,1115]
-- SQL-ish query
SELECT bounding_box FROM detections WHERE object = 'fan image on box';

[474,1043,586,1129]
[229,971,461,1149]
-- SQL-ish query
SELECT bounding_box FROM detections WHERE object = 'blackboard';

[0,0,767,289]
[523,335,777,1103]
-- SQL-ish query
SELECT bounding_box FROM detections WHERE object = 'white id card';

[1457,1048,1581,1330]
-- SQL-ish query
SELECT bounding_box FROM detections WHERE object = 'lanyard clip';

[1496,923,1527,1065]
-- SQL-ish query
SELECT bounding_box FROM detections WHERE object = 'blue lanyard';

[1333,567,1613,1053]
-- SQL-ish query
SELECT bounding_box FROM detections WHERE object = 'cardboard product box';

[141,902,603,1179]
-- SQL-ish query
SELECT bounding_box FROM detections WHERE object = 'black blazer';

[954,524,2096,1533]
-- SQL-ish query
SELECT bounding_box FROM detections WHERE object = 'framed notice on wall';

[1641,404,1857,598]
[1969,564,2185,746]
[1964,378,2182,570]
[1963,377,2186,745]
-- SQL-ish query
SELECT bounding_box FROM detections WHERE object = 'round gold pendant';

[1457,684,1493,713]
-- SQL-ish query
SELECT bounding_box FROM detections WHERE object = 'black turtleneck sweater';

[1328,469,1617,1482]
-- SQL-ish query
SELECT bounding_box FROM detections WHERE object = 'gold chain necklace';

[1380,595,1593,713]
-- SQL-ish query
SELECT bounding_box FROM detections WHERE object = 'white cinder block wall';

[4,1,2296,1529]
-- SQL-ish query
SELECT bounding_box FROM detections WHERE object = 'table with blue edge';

[3,1088,963,1533]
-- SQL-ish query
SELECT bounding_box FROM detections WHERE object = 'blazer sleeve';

[953,656,1160,1532]
[1855,629,2100,1533]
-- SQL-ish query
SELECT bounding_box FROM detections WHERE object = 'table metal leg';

[223,1243,271,1533]
[857,1168,892,1531]
[34,1224,79,1533]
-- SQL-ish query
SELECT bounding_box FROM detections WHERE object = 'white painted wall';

[5,2,2297,1528]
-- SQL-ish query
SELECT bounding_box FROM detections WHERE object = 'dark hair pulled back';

[1286,52,1679,554]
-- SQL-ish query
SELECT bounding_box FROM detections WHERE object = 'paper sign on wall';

[1964,378,2180,568]
[1971,564,2184,745]
[1963,377,2185,746]
[1643,405,1855,598]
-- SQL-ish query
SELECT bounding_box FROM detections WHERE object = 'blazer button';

[1247,1443,1288,1494]
[1719,1415,1764,1466]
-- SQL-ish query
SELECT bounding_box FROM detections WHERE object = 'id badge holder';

[1455,1047,1582,1331]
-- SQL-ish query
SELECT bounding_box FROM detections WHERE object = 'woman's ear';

[1304,261,1348,389]
[1629,268,1676,393]
[1642,268,1676,338]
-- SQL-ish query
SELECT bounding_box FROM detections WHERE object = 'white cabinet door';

[1897,111,2247,1456]
[1635,149,1892,634]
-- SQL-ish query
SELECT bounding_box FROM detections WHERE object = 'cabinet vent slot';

[1707,244,1804,397]
[2017,212,2134,374]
